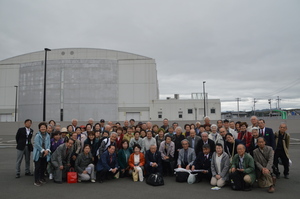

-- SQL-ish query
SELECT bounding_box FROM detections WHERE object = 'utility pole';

[236,98,240,118]
[253,98,257,115]
[268,99,272,117]
[276,96,281,110]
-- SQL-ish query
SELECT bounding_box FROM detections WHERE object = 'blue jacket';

[33,131,51,162]
[97,150,119,171]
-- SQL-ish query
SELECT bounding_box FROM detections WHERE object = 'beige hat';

[61,127,68,133]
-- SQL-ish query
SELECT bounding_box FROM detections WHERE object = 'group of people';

[15,116,290,193]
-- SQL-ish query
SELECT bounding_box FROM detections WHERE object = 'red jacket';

[238,131,252,151]
[116,134,124,150]
[128,152,145,169]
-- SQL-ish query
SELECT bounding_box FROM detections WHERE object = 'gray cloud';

[0,0,299,111]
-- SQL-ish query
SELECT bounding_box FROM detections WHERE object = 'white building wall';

[150,99,221,121]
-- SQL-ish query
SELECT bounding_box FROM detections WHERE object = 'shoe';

[15,174,20,178]
[78,179,81,183]
[98,180,103,183]
[34,182,42,186]
[91,179,95,183]
[39,179,47,184]
[49,173,53,180]
[268,185,275,193]
[54,180,62,184]
[276,174,280,179]
[25,172,33,176]
[284,175,289,179]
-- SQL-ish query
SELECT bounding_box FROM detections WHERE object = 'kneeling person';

[230,144,256,190]
[51,138,74,183]
[191,144,212,182]
[253,137,276,193]
[75,144,96,183]
[97,145,119,183]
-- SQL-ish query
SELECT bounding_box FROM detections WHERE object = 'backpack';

[229,171,245,190]
[146,173,164,186]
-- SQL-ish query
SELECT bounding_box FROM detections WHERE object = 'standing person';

[208,124,223,144]
[75,144,96,183]
[123,127,134,142]
[51,139,74,183]
[71,119,78,132]
[155,128,165,148]
[115,127,124,151]
[161,118,169,132]
[48,131,64,180]
[247,116,258,132]
[249,127,260,156]
[186,129,201,149]
[238,122,252,152]
[32,122,51,186]
[274,123,290,179]
[142,130,156,153]
[15,119,34,178]
[258,119,275,150]
[129,131,143,148]
[253,137,276,193]
[195,132,215,155]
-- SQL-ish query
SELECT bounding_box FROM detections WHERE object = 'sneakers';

[15,174,20,178]
[91,179,95,183]
[78,179,81,183]
[25,172,33,176]
[49,173,53,180]
[34,182,42,186]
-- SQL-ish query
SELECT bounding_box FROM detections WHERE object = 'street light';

[14,85,18,122]
[43,48,51,122]
[203,81,206,118]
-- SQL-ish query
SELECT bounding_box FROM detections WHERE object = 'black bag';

[229,171,245,190]
[175,172,190,182]
[146,173,164,186]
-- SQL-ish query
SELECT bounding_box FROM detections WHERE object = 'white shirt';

[134,154,140,165]
[26,128,30,144]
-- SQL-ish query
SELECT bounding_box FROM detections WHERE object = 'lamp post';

[14,85,18,122]
[203,81,206,118]
[43,48,51,122]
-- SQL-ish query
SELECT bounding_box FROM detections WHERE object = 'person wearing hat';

[60,127,69,143]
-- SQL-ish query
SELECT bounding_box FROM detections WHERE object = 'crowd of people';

[15,116,290,193]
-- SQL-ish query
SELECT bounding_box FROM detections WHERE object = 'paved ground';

[0,135,299,199]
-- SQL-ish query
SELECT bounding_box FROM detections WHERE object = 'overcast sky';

[1,0,299,112]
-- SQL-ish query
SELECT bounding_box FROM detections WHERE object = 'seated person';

[51,139,74,183]
[191,144,212,182]
[177,139,196,170]
[75,144,96,183]
[230,144,256,191]
[253,137,276,193]
[128,144,145,182]
[96,145,119,183]
[145,144,162,176]
[210,143,230,187]
[159,135,175,176]
[117,140,133,178]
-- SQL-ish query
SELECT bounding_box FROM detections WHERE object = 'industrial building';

[0,48,221,122]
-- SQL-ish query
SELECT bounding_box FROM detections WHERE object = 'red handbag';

[67,168,77,183]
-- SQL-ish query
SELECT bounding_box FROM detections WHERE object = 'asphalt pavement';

[0,135,299,199]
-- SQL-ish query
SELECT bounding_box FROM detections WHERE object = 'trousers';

[16,146,31,175]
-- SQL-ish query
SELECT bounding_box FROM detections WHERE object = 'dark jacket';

[97,150,118,171]
[117,148,133,169]
[145,149,163,173]
[75,152,93,174]
[15,127,33,150]
[192,151,212,171]
[195,139,215,156]
[260,127,275,150]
